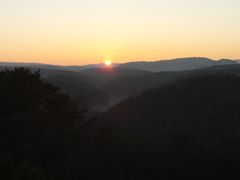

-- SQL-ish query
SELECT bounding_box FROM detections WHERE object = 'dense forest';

[0,68,85,179]
[1,67,240,179]
[99,74,240,179]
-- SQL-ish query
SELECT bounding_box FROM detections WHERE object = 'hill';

[120,57,237,72]
[46,74,109,107]
[0,62,119,72]
[91,74,240,179]
[80,66,150,83]
[34,69,109,107]
[2,68,240,179]
[102,64,240,100]
[1,60,239,109]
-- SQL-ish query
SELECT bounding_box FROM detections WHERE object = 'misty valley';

[1,57,240,179]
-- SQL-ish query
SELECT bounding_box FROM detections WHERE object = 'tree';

[0,68,85,180]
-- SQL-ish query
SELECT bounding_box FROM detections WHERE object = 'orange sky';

[1,0,240,65]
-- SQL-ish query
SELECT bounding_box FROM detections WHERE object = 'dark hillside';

[102,64,240,99]
[89,74,240,179]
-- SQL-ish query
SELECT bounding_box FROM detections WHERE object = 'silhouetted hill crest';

[120,57,237,72]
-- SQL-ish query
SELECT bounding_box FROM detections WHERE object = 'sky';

[0,0,240,65]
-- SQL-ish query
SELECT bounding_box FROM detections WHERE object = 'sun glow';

[105,59,112,66]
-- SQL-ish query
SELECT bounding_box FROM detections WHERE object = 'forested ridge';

[1,68,240,179]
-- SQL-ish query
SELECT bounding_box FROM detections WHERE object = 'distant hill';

[1,58,237,74]
[80,67,150,83]
[102,64,240,100]
[0,62,76,71]
[39,69,110,107]
[45,75,109,107]
[0,62,120,72]
[1,59,239,109]
[120,57,237,72]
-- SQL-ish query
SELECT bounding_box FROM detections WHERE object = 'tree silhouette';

[0,68,85,179]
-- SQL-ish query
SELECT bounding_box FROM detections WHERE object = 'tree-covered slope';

[94,74,240,179]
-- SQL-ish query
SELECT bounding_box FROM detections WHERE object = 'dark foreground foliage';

[1,68,240,179]
[0,68,85,179]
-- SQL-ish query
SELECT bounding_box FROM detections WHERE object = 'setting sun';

[105,59,112,66]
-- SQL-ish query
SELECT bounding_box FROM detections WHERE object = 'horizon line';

[0,56,239,67]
